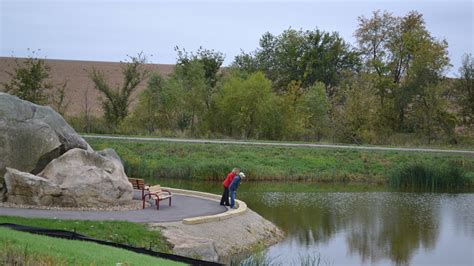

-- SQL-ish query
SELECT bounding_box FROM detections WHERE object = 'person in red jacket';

[220,167,240,206]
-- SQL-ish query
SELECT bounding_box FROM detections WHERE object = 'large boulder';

[4,148,133,207]
[38,148,133,207]
[3,167,66,206]
[0,93,89,180]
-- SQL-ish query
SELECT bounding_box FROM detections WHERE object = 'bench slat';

[128,178,146,190]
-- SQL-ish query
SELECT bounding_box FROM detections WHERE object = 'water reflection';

[157,179,473,265]
[445,194,474,238]
[243,192,443,265]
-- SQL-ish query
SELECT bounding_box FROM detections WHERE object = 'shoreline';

[148,187,285,263]
[0,187,284,263]
[150,209,284,263]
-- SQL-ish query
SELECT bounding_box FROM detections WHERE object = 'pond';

[158,179,474,265]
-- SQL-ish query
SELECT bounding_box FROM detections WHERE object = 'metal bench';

[128,178,172,210]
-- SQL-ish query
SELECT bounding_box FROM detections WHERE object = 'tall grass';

[389,161,473,191]
[297,254,324,266]
[230,251,279,266]
[230,252,328,266]
[87,138,474,188]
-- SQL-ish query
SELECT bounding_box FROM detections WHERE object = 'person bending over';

[229,172,245,209]
[220,167,239,206]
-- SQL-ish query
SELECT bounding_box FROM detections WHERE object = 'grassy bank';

[87,138,474,186]
[0,227,182,265]
[0,216,171,253]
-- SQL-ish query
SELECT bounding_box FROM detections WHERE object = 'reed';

[389,161,472,191]
[230,251,278,266]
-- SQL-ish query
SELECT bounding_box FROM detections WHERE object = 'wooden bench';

[143,185,172,210]
[128,178,172,210]
[128,178,146,190]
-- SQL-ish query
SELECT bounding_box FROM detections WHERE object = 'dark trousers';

[220,186,230,205]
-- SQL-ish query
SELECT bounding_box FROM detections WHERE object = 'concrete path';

[0,195,227,223]
[82,135,474,155]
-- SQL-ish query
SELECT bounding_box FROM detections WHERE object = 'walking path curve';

[82,135,474,155]
[0,195,227,223]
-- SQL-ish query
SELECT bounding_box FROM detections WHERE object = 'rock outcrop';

[156,208,285,263]
[0,93,132,207]
[4,148,133,207]
[0,93,89,179]
[4,167,64,206]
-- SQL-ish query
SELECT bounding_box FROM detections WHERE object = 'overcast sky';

[1,0,473,76]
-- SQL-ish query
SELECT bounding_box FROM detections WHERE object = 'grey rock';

[0,93,88,179]
[4,148,133,208]
[161,229,219,262]
[98,148,122,163]
[38,148,133,207]
[4,167,69,206]
[156,209,285,263]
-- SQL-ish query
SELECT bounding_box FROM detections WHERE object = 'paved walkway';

[82,135,474,155]
[0,195,227,223]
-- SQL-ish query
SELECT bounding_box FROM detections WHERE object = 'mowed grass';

[0,216,171,253]
[0,227,183,265]
[87,138,474,185]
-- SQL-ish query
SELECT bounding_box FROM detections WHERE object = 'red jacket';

[223,172,236,188]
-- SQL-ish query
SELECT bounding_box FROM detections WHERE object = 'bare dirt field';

[0,57,175,116]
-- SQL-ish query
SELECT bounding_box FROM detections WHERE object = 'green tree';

[456,53,474,125]
[3,52,52,104]
[334,74,381,144]
[279,81,307,139]
[411,82,456,144]
[214,72,281,139]
[355,10,397,106]
[355,10,450,131]
[127,73,165,134]
[233,28,360,95]
[175,46,224,109]
[301,30,361,97]
[173,59,208,134]
[355,10,396,78]
[303,82,330,141]
[399,25,450,138]
[89,53,149,128]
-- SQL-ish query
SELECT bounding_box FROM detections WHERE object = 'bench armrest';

[161,189,172,196]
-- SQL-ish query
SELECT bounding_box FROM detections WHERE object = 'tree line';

[3,11,473,145]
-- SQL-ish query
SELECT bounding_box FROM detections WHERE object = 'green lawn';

[0,216,171,253]
[87,137,474,185]
[0,227,183,265]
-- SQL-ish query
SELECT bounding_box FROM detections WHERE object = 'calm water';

[159,179,474,265]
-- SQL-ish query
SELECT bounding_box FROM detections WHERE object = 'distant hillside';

[0,57,175,116]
